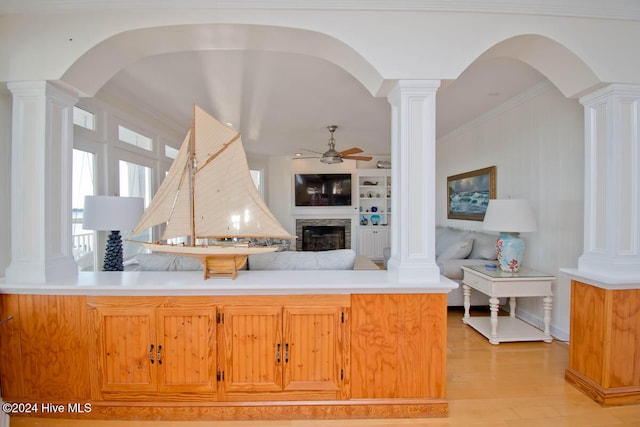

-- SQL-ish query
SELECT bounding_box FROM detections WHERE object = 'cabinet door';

[373,228,389,258]
[358,228,375,257]
[156,308,216,395]
[94,306,158,394]
[283,306,348,395]
[221,306,283,393]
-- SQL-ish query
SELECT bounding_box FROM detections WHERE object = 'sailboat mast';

[189,108,197,246]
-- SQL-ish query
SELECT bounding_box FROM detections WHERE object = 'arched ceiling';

[92,34,553,157]
[62,25,596,159]
[97,49,392,158]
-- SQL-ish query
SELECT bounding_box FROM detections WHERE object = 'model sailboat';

[132,105,293,278]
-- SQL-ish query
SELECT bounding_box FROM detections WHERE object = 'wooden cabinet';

[0,292,448,420]
[219,301,349,401]
[88,297,217,401]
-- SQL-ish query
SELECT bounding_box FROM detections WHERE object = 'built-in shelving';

[357,169,391,259]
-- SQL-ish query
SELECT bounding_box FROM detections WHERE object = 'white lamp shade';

[82,196,144,231]
[483,199,537,232]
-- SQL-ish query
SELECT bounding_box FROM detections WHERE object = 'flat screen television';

[294,173,352,206]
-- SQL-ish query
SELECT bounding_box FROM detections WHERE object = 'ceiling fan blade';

[343,155,373,161]
[339,147,363,156]
[293,156,320,160]
[300,148,323,155]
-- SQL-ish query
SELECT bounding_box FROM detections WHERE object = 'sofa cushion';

[468,232,498,260]
[435,227,471,256]
[437,239,474,261]
[136,253,204,271]
[248,249,356,270]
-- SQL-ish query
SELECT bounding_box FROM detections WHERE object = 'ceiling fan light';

[320,155,343,164]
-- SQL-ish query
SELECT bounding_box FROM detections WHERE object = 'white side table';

[461,265,554,345]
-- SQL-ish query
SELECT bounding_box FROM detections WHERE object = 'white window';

[73,106,95,131]
[165,144,179,159]
[119,160,153,260]
[72,149,96,269]
[118,125,152,151]
[250,169,261,193]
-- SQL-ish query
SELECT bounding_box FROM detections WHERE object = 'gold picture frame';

[447,166,496,221]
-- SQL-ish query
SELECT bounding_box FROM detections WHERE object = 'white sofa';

[131,249,379,271]
[434,226,499,306]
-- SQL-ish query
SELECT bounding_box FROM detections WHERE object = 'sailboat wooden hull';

[142,243,278,258]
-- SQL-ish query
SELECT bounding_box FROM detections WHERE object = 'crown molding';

[2,0,640,21]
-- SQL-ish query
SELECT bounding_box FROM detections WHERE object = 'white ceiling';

[98,50,547,158]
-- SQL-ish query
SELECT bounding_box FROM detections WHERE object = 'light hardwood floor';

[11,308,640,427]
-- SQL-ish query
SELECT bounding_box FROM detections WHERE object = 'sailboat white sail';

[132,105,293,263]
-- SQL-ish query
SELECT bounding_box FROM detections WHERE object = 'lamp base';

[103,230,124,271]
[496,232,525,272]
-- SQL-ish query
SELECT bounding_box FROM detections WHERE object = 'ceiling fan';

[295,125,373,164]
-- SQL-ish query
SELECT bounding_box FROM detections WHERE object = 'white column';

[387,80,441,283]
[578,84,640,280]
[5,81,79,283]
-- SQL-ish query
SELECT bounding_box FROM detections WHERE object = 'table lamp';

[482,199,537,272]
[83,195,144,271]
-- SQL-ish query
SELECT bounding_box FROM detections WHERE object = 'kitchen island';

[0,270,455,421]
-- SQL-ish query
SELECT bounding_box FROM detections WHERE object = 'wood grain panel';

[222,306,283,394]
[283,306,342,392]
[569,281,606,384]
[609,288,640,388]
[17,295,91,399]
[350,294,447,399]
[0,294,25,398]
[157,308,216,394]
[567,281,640,405]
[8,399,447,421]
[95,307,157,393]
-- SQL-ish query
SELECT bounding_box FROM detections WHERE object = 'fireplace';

[302,226,345,251]
[295,219,351,251]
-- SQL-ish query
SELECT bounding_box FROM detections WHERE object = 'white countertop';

[561,268,640,290]
[0,270,458,296]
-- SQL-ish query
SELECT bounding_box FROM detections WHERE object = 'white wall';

[0,87,10,277]
[436,82,584,341]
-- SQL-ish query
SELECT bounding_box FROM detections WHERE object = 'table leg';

[543,295,553,343]
[462,284,471,323]
[489,296,500,345]
[509,296,516,318]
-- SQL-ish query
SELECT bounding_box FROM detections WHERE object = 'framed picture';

[447,166,496,221]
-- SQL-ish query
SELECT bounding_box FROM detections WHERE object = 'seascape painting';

[447,166,496,221]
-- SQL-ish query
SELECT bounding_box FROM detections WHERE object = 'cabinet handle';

[285,343,289,363]
[276,343,281,363]
[157,345,163,365]
[149,344,155,364]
